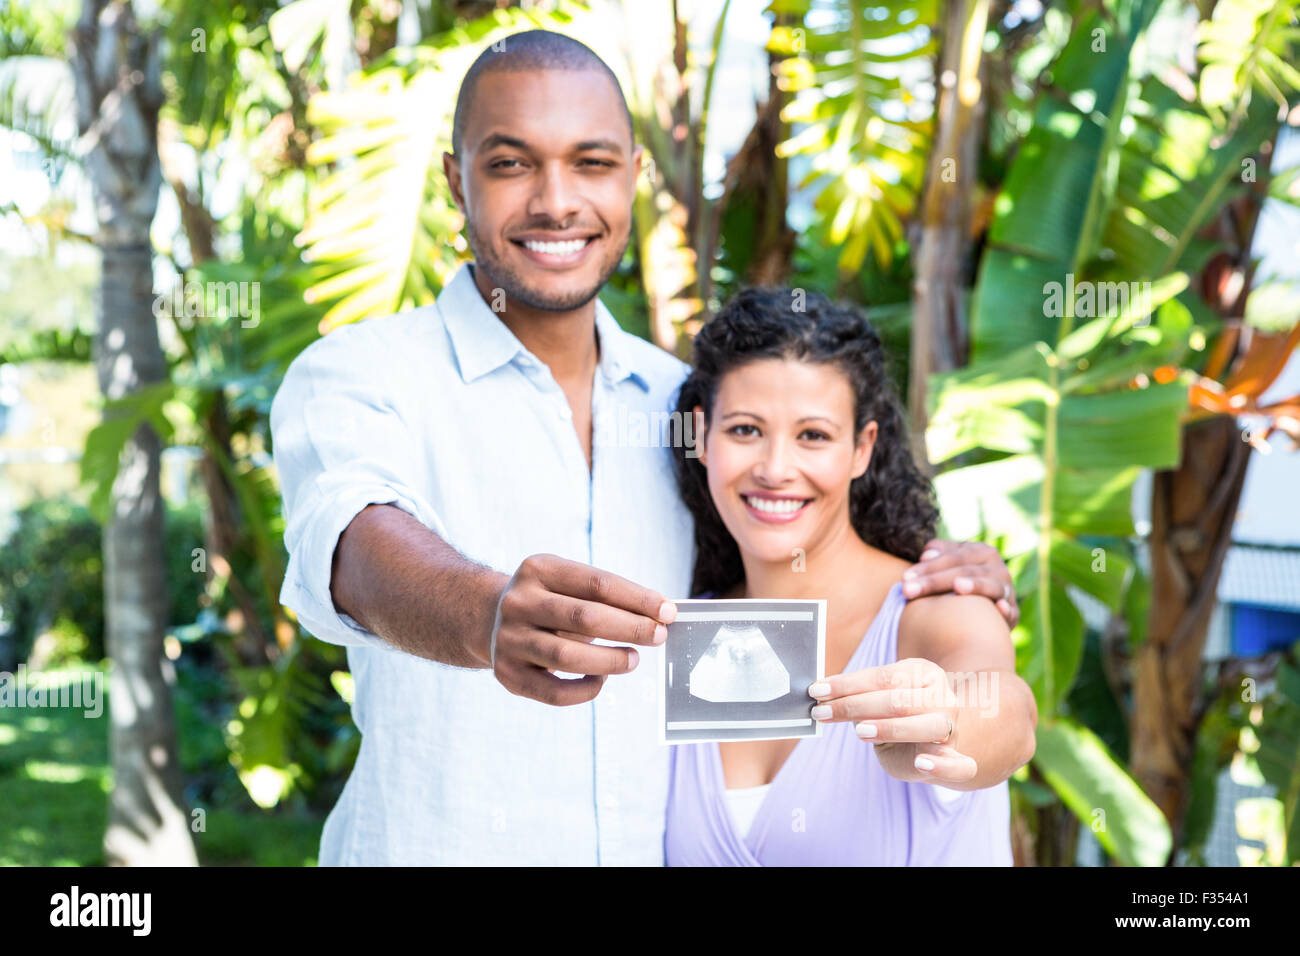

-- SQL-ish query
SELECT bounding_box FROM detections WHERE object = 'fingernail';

[856,723,877,738]
[902,568,917,580]
[811,704,832,720]
[659,601,677,624]
[653,624,666,645]
[915,756,935,771]
[920,549,939,561]
[903,580,921,597]
[954,577,973,593]
[808,681,831,698]
[626,649,639,671]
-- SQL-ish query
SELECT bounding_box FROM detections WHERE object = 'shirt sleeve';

[270,322,451,650]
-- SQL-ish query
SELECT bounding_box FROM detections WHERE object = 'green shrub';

[0,496,208,667]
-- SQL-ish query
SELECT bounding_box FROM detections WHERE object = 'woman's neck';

[738,517,881,603]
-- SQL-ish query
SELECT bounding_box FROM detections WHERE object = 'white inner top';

[723,783,773,838]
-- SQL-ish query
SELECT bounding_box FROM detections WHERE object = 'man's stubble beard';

[464,216,630,313]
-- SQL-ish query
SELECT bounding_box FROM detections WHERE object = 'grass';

[0,665,323,866]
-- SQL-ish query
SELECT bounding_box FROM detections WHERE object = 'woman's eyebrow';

[796,416,838,427]
[719,410,763,423]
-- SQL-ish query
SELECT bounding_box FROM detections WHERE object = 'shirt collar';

[439,262,649,391]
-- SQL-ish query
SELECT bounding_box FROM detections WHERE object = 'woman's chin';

[728,531,806,569]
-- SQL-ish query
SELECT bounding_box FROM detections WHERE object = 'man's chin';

[496,273,608,314]
[503,277,604,313]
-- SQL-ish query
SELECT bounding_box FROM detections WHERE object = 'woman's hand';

[809,659,979,786]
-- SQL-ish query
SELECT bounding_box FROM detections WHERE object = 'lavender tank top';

[664,582,1013,866]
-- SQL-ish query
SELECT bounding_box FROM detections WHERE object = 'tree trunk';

[1132,416,1250,856]
[1127,129,1275,860]
[908,0,989,465]
[73,0,197,866]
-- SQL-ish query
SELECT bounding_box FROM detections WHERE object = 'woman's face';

[694,357,876,568]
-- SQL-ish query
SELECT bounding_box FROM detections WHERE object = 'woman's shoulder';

[898,592,1012,659]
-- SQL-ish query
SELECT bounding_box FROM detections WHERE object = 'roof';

[1218,544,1300,612]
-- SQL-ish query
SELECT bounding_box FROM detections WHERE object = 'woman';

[665,287,1038,866]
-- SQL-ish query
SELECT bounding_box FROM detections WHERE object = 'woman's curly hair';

[674,286,939,598]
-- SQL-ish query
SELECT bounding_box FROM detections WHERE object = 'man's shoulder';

[601,317,689,391]
[284,306,447,376]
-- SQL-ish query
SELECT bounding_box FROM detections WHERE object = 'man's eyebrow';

[574,138,626,153]
[478,133,531,152]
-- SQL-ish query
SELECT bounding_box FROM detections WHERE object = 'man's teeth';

[745,496,807,514]
[523,238,588,255]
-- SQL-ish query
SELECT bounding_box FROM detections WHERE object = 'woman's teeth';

[744,496,808,514]
[523,238,589,255]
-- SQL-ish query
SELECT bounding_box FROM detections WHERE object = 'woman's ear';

[691,405,708,466]
[851,420,878,480]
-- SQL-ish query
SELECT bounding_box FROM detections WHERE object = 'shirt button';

[558,405,572,420]
[599,792,620,809]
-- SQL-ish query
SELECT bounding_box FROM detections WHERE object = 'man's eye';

[579,158,614,168]
[490,158,522,169]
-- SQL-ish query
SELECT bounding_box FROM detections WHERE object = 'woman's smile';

[740,491,814,524]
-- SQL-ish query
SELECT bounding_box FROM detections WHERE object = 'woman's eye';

[728,424,759,438]
[800,429,830,441]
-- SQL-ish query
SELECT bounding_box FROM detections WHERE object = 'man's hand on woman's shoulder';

[901,538,1019,629]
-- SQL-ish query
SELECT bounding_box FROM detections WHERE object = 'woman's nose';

[752,437,798,485]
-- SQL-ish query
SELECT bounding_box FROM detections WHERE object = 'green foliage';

[768,0,936,274]
[1197,0,1300,128]
[0,663,322,866]
[1034,716,1173,866]
[0,499,102,666]
[0,498,209,667]
[1249,652,1300,864]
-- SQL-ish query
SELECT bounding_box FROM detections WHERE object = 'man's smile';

[510,232,600,268]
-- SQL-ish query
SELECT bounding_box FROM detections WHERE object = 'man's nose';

[527,163,583,226]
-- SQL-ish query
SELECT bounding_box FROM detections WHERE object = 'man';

[270,30,1018,865]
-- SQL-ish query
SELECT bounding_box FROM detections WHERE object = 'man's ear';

[851,420,878,480]
[692,405,707,466]
[632,144,646,184]
[443,151,467,216]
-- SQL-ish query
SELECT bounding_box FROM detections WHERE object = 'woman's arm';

[809,594,1037,790]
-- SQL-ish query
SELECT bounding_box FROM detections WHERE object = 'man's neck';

[471,263,599,385]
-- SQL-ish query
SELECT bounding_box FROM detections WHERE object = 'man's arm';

[330,504,677,706]
[270,324,674,704]
[330,503,507,669]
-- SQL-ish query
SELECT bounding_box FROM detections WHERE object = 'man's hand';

[902,538,1019,629]
[490,554,677,707]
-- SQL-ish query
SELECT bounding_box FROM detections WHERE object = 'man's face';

[445,68,642,312]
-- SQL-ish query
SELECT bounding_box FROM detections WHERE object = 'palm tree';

[72,0,196,866]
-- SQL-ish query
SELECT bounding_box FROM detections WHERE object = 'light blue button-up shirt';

[271,263,695,865]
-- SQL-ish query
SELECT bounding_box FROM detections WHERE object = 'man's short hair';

[451,29,635,156]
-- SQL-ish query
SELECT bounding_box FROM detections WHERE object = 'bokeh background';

[1,0,1298,866]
